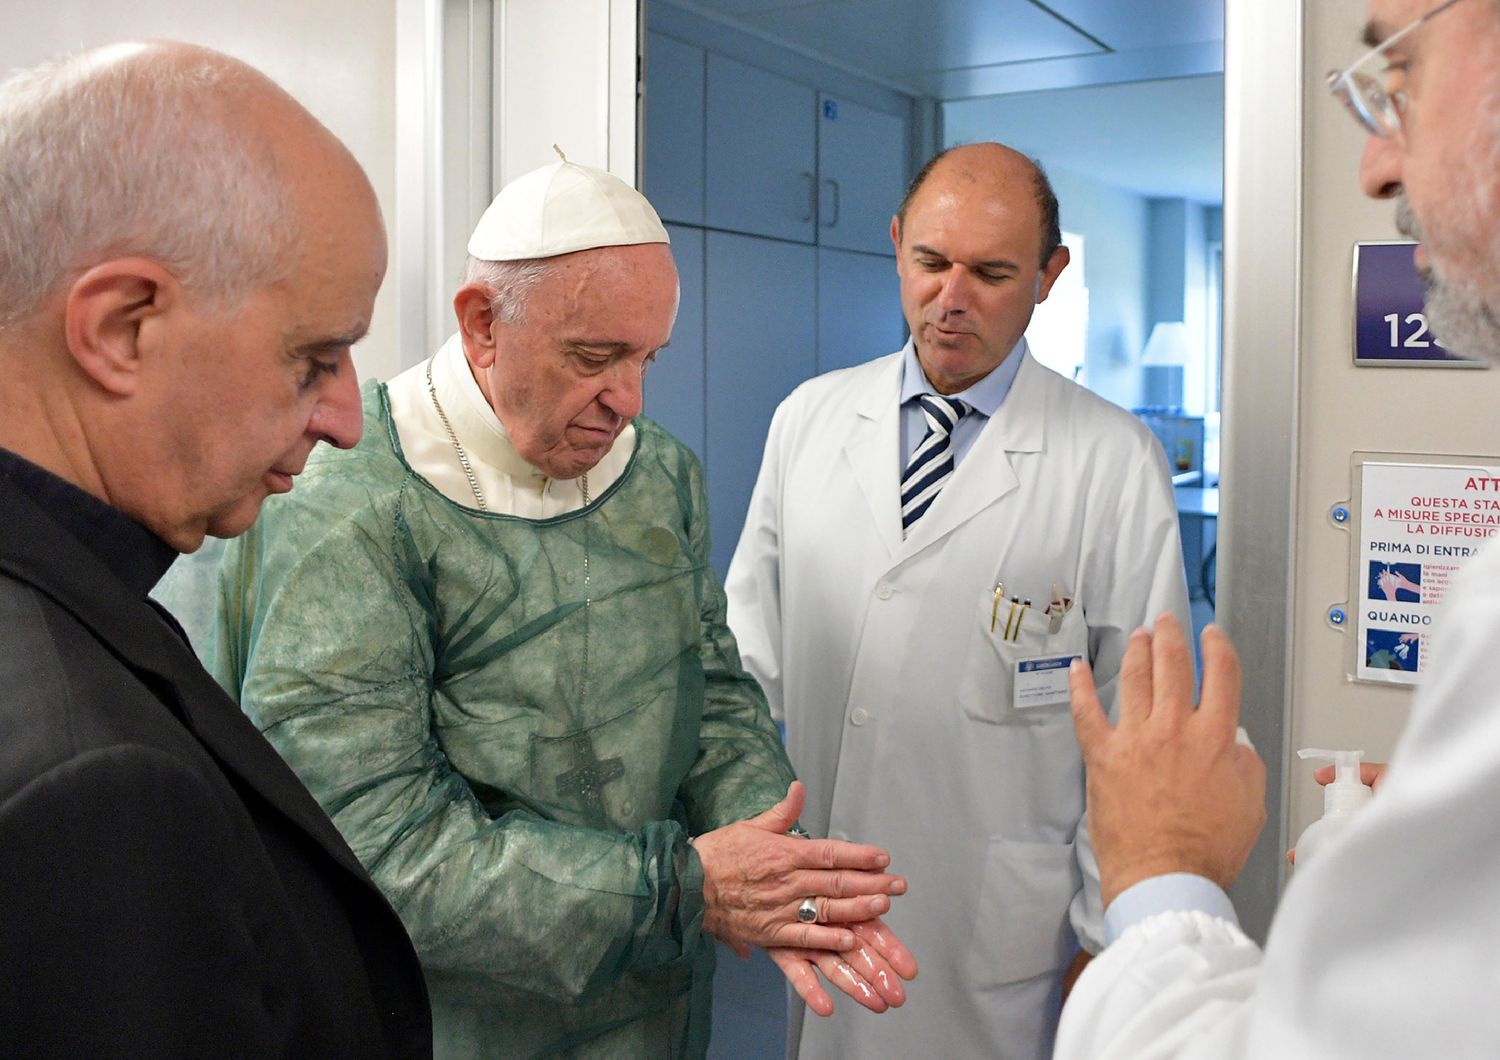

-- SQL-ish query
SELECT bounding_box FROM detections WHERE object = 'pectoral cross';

[555,733,624,817]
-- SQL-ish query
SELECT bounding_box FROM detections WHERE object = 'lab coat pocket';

[958,593,1087,725]
[965,837,1080,987]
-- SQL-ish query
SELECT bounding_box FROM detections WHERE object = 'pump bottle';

[1292,748,1373,871]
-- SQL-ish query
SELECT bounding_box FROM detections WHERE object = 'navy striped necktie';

[901,394,969,534]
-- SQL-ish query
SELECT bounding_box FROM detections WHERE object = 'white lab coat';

[1055,538,1500,1059]
[725,348,1189,1059]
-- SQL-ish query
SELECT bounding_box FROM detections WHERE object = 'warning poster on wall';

[1357,460,1500,685]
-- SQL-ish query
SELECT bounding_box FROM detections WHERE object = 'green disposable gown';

[213,383,796,1058]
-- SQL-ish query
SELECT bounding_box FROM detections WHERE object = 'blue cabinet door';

[705,54,817,244]
[643,32,705,226]
[817,247,907,374]
[645,223,706,459]
[704,231,817,576]
[817,94,908,256]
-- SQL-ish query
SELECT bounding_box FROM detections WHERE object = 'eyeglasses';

[1326,0,1467,138]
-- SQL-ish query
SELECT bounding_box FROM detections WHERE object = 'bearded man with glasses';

[1053,0,1500,1054]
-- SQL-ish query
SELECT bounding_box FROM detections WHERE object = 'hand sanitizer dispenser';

[1293,748,1374,871]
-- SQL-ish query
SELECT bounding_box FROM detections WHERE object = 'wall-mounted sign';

[1355,459,1500,686]
[1352,241,1487,367]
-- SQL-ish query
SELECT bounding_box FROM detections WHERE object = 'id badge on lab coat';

[960,590,1088,724]
[1013,654,1081,711]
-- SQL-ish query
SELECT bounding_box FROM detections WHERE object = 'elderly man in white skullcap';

[213,153,916,1058]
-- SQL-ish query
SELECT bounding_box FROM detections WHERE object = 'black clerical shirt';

[0,443,433,1057]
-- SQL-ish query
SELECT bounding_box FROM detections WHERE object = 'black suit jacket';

[0,465,432,1057]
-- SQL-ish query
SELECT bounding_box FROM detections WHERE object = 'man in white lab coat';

[1056,1,1500,1055]
[725,142,1190,1058]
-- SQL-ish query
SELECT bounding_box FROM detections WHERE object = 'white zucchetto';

[467,148,670,261]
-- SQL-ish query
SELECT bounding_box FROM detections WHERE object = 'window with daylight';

[1024,231,1088,383]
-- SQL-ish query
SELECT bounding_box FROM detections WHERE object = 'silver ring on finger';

[797,897,819,924]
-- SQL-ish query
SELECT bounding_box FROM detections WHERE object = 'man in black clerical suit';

[0,41,431,1056]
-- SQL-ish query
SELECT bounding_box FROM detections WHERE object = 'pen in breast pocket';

[990,582,1005,631]
[1004,598,1029,642]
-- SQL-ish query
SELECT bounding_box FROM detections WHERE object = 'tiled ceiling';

[663,0,1224,98]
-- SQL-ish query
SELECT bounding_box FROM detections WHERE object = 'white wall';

[1146,197,1214,414]
[1047,165,1151,411]
[494,0,637,185]
[0,2,403,380]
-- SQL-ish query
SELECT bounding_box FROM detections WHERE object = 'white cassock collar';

[385,333,635,518]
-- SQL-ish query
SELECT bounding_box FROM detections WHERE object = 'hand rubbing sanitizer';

[1292,748,1373,871]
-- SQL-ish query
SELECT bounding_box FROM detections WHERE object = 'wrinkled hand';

[767,918,918,1016]
[1069,614,1267,908]
[693,781,907,952]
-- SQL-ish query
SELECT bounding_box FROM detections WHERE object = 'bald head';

[888,141,1070,394]
[0,41,384,551]
[895,143,1061,268]
[0,40,372,331]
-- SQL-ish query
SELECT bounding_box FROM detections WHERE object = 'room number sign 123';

[1383,312,1443,349]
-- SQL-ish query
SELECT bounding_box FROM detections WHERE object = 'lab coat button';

[875,582,893,600]
[849,707,869,726]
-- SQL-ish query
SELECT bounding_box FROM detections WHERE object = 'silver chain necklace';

[426,356,487,510]
[424,356,590,511]
[425,353,595,720]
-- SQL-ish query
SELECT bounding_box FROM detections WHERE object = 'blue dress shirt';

[898,337,1028,472]
[1103,873,1242,946]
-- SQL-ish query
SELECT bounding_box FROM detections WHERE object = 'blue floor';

[708,943,787,1059]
